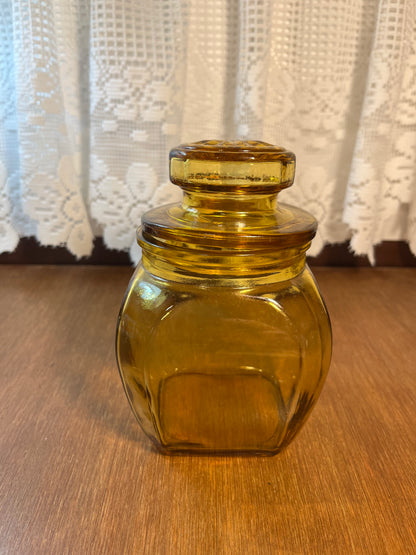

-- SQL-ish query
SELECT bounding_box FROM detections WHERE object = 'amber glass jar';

[116,140,332,455]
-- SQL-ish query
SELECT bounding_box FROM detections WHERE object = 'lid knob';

[169,140,295,193]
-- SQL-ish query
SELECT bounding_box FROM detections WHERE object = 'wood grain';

[0,266,415,554]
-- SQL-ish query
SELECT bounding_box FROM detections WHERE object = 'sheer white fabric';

[1,0,415,262]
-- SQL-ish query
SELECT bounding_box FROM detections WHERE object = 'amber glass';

[116,140,332,455]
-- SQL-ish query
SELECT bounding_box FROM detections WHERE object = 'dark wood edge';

[0,237,415,267]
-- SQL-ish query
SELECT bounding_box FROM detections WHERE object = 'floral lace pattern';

[0,0,415,260]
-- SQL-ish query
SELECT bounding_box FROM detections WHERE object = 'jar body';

[116,262,331,455]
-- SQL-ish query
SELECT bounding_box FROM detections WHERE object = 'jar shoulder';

[119,264,330,332]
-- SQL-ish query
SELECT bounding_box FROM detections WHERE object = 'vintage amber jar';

[116,140,332,455]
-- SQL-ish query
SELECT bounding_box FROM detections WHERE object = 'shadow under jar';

[116,140,332,455]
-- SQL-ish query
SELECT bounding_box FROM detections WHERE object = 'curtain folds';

[0,0,415,261]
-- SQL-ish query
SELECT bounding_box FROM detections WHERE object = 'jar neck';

[140,241,309,286]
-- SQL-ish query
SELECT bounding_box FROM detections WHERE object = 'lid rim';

[169,140,296,163]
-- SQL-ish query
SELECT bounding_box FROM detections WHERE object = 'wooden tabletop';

[0,265,415,554]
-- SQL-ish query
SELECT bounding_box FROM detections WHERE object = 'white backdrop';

[1,0,415,262]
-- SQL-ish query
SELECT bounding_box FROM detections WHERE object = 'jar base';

[151,442,285,457]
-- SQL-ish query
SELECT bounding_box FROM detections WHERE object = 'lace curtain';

[1,0,415,262]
